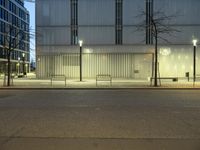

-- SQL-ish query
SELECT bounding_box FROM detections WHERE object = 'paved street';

[0,89,200,150]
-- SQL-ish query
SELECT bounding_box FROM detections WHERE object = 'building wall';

[36,0,71,47]
[36,0,71,26]
[0,0,30,73]
[154,0,200,44]
[36,45,200,79]
[158,45,200,77]
[78,0,115,45]
[36,0,200,79]
[36,0,200,50]
[123,0,144,44]
[37,52,153,79]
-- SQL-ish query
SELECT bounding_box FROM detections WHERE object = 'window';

[0,47,6,59]
[14,0,24,6]
[9,1,12,11]
[0,0,6,7]
[0,34,4,45]
[116,0,123,45]
[71,0,78,45]
[4,10,8,21]
[0,8,5,19]
[0,22,5,33]
[146,0,153,44]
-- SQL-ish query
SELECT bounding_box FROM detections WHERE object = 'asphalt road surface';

[0,89,200,150]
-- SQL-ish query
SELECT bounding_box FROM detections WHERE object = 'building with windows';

[0,0,30,74]
[36,0,200,79]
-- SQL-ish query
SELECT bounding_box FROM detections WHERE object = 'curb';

[1,87,200,90]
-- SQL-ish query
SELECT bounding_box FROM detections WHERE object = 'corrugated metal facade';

[36,45,200,78]
[37,53,153,79]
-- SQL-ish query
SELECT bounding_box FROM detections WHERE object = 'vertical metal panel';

[78,0,115,45]
[123,26,144,44]
[155,0,200,25]
[37,53,153,79]
[123,0,144,25]
[78,0,115,25]
[36,0,50,25]
[37,46,199,79]
[50,0,70,25]
[37,0,70,26]
[79,27,115,45]
[37,27,71,46]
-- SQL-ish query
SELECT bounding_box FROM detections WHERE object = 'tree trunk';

[153,21,158,87]
[154,34,158,87]
[7,25,12,86]
[7,51,11,86]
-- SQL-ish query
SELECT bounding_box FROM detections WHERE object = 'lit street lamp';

[79,40,83,81]
[22,53,25,76]
[193,39,197,85]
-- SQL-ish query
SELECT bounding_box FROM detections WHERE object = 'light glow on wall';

[182,65,185,70]
[191,66,193,71]
[84,49,93,53]
[160,48,171,56]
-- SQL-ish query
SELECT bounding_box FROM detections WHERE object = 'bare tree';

[136,10,179,86]
[2,24,26,86]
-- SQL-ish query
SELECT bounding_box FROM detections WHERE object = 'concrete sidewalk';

[1,77,200,88]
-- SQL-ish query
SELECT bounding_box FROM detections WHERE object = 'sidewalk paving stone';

[1,77,200,89]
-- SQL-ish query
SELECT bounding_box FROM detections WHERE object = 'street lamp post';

[79,40,83,81]
[22,53,25,76]
[193,39,197,86]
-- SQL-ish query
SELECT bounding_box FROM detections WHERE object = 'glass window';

[71,0,78,45]
[146,0,153,44]
[116,0,123,45]
[0,0,6,7]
